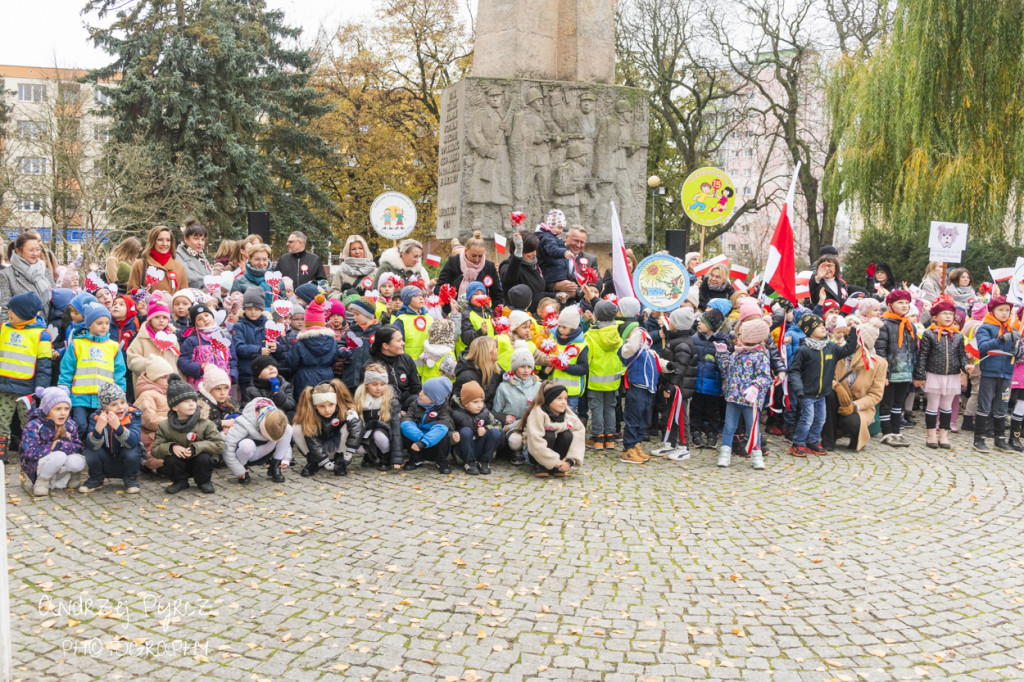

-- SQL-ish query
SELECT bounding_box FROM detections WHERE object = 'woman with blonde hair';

[698,263,732,310]
[125,225,189,295]
[452,336,504,417]
[436,230,503,307]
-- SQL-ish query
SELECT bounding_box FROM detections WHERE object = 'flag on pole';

[610,201,636,298]
[794,283,810,299]
[425,253,441,267]
[796,271,811,286]
[761,162,802,304]
[730,264,750,281]
[694,254,729,278]
[494,232,508,255]
[989,266,1015,282]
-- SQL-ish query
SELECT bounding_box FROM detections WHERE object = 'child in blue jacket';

[974,296,1019,452]
[619,309,674,465]
[78,383,143,495]
[59,302,128,436]
[400,377,453,475]
[691,307,730,449]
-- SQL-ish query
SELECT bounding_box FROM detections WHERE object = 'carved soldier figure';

[467,86,513,229]
[553,141,595,227]
[597,99,639,221]
[512,87,558,223]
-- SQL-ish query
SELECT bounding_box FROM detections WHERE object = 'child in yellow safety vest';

[393,286,434,381]
[539,306,588,413]
[58,301,127,438]
[583,300,623,451]
[0,293,53,462]
[457,282,494,356]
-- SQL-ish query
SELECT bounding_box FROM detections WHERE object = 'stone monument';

[436,0,649,243]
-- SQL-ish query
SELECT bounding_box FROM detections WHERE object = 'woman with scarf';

[230,243,274,308]
[329,235,376,299]
[0,231,54,325]
[372,239,430,289]
[176,219,214,290]
[944,268,976,310]
[499,231,555,314]
[126,225,190,296]
[821,323,888,451]
[436,231,503,311]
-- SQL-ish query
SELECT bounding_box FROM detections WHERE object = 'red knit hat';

[885,289,912,306]
[929,299,955,318]
[305,294,327,327]
[988,296,1010,312]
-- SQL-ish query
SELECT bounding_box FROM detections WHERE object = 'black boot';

[268,459,285,482]
[333,456,349,476]
[993,417,1013,452]
[974,416,990,452]
[1010,418,1024,452]
[962,415,975,432]
[300,460,318,477]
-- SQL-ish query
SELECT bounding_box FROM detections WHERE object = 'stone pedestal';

[436,77,649,243]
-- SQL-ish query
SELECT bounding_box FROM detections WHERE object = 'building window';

[93,88,112,106]
[745,149,753,157]
[16,120,44,139]
[18,157,47,175]
[744,187,753,196]
[17,84,46,102]
[16,196,43,211]
[94,125,111,142]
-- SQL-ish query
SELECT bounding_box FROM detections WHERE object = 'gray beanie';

[242,286,265,310]
[595,300,618,322]
[669,307,695,332]
[510,341,535,372]
[98,382,126,409]
[618,297,641,320]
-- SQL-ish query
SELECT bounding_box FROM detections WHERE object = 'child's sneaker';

[652,442,678,457]
[691,431,704,448]
[751,450,765,469]
[479,461,492,475]
[806,442,827,455]
[716,446,731,467]
[789,444,808,457]
[165,480,189,495]
[587,437,604,450]
[667,447,690,462]
[465,461,481,476]
[78,481,103,494]
[620,446,649,464]
[705,432,720,449]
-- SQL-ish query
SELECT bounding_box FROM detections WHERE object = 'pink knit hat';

[329,299,346,318]
[738,298,762,322]
[147,301,171,320]
[305,294,327,327]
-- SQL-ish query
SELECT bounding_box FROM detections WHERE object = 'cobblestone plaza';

[7,432,1024,680]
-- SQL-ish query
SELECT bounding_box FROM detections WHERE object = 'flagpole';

[759,161,802,301]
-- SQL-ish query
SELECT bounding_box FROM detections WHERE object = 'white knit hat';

[510,341,535,372]
[557,306,580,330]
[508,309,532,333]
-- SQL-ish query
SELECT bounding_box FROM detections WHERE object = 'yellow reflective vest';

[71,337,119,395]
[584,324,624,391]
[0,323,51,381]
[551,340,586,396]
[456,309,494,356]
[496,334,538,373]
[396,312,434,379]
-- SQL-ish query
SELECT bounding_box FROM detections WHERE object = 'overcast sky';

[0,0,443,69]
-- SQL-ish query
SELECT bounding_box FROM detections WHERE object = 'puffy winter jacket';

[875,316,918,382]
[358,395,403,465]
[451,398,502,433]
[299,409,362,463]
[233,315,286,386]
[369,350,422,411]
[492,375,540,425]
[285,327,338,396]
[661,329,698,400]
[692,330,730,396]
[341,322,380,392]
[223,398,283,476]
[86,406,143,455]
[19,407,81,483]
[914,329,969,380]
[452,353,503,413]
[400,399,452,449]
[134,375,169,454]
[243,375,297,418]
[535,228,571,286]
[788,333,858,399]
[975,323,1018,379]
[178,328,238,384]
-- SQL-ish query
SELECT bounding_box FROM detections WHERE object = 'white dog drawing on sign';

[937,223,959,249]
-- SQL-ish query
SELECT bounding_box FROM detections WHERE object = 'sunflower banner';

[631,255,691,312]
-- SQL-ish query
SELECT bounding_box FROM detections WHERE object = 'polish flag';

[989,266,1015,282]
[840,296,861,314]
[966,336,980,360]
[730,264,750,281]
[610,201,636,298]
[733,279,747,291]
[494,232,508,255]
[796,271,811,286]
[425,253,441,267]
[761,162,801,305]
[795,283,810,299]
[694,254,729,278]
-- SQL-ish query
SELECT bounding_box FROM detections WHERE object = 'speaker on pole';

[665,229,689,260]
[247,211,270,243]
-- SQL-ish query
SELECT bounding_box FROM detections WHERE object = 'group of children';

[3,233,1021,497]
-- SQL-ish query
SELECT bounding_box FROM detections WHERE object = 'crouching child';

[294,380,362,477]
[400,377,453,474]
[20,386,85,496]
[152,375,224,495]
[223,398,293,484]
[451,380,502,476]
[79,384,143,494]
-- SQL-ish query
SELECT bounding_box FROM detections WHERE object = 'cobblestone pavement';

[6,429,1024,681]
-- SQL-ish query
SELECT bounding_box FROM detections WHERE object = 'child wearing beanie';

[451,380,502,475]
[0,292,52,462]
[973,296,1019,452]
[393,286,434,381]
[340,297,382,393]
[54,291,98,359]
[152,374,223,495]
[494,341,541,465]
[913,298,969,449]
[540,306,588,413]
[875,290,918,446]
[79,382,143,494]
[712,318,775,469]
[234,287,282,394]
[457,282,491,356]
[126,296,180,394]
[59,302,128,437]
[198,364,238,441]
[170,290,196,339]
[655,306,699,461]
[421,319,458,382]
[134,355,175,472]
[178,302,237,389]
[245,356,296,419]
[691,307,729,450]
[787,313,859,459]
[400,377,454,474]
[583,300,624,450]
[495,308,540,373]
[619,312,674,464]
[19,386,85,496]
[284,294,338,397]
[224,397,293,484]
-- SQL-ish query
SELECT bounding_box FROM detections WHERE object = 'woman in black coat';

[499,231,558,313]
[436,232,502,306]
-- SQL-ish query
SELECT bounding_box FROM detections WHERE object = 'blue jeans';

[456,427,501,463]
[588,389,617,438]
[793,396,826,446]
[72,406,95,438]
[723,402,758,452]
[623,386,654,449]
[84,446,142,486]
[567,395,579,413]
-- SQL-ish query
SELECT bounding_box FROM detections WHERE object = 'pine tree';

[85,0,335,245]
[837,0,1024,240]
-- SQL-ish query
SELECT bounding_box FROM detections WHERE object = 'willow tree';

[837,1,1024,240]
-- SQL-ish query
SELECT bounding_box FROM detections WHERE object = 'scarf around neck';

[458,252,486,297]
[168,408,200,433]
[982,313,1009,337]
[929,323,959,339]
[339,257,376,278]
[882,310,915,347]
[150,249,172,266]
[183,244,211,272]
[10,253,51,306]
[805,336,829,351]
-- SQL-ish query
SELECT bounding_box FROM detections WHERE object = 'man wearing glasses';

[278,231,327,288]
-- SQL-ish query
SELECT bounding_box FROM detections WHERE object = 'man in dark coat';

[276,231,326,288]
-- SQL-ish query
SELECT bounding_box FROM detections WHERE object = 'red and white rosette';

[413,316,428,332]
[84,272,104,292]
[145,266,165,287]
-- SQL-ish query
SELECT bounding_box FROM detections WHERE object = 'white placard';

[928,221,969,263]
[370,192,417,240]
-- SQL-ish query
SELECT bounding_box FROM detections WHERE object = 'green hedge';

[843,229,1024,290]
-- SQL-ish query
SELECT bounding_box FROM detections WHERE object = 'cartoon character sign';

[681,167,736,227]
[632,255,691,312]
[370,192,417,240]
[927,221,969,263]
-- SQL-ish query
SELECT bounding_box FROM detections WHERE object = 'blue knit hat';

[7,292,42,322]
[421,377,453,406]
[708,298,732,318]
[294,282,320,305]
[465,281,486,299]
[400,286,422,307]
[70,292,98,315]
[83,302,111,329]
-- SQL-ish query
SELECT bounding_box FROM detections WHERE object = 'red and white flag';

[494,232,508,255]
[694,254,729,278]
[795,283,810,299]
[796,271,811,286]
[610,201,636,298]
[733,279,747,291]
[989,266,1014,282]
[840,296,861,314]
[425,253,441,267]
[761,162,801,304]
[730,264,750,281]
